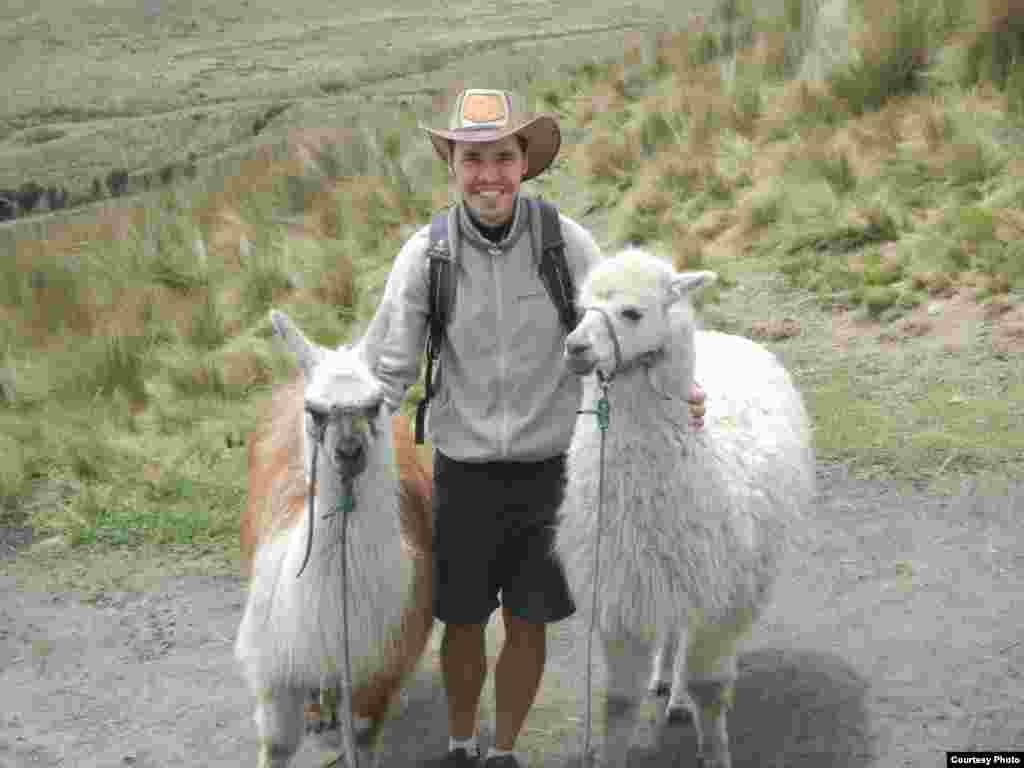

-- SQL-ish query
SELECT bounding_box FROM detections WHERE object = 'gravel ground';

[2,464,1021,767]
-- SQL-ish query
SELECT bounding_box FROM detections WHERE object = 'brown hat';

[421,88,561,181]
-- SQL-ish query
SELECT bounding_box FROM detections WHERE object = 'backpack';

[414,196,578,444]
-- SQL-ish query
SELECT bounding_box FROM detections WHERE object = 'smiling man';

[370,88,706,767]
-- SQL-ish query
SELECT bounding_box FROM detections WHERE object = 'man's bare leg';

[441,621,488,742]
[493,606,546,751]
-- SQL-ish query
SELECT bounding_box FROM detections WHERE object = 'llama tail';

[392,414,433,555]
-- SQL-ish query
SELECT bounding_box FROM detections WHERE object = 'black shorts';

[431,450,577,626]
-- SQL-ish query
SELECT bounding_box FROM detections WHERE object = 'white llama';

[556,248,815,768]
[235,308,434,768]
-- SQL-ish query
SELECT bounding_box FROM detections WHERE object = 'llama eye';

[620,308,643,322]
[365,403,381,421]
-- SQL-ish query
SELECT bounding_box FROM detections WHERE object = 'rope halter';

[578,306,669,397]
[297,404,366,579]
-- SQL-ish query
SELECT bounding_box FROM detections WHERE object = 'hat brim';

[421,114,561,182]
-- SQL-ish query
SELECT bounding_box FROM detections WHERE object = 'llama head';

[270,309,386,481]
[565,247,717,378]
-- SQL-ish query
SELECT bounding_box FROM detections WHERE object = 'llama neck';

[294,437,405,590]
[588,316,696,429]
[254,431,412,685]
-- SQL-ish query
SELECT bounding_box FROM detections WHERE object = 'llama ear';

[269,309,323,377]
[669,271,718,302]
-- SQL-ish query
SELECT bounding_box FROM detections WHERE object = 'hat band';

[454,124,508,132]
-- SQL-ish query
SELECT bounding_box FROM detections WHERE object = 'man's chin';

[467,188,517,212]
[468,199,512,225]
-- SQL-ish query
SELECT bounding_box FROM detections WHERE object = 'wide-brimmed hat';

[421,88,561,181]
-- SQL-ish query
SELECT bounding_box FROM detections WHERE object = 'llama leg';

[305,685,338,737]
[304,687,323,732]
[686,678,734,768]
[350,675,403,768]
[594,629,651,768]
[685,637,738,768]
[253,684,305,768]
[647,629,676,697]
[304,685,347,750]
[665,626,695,724]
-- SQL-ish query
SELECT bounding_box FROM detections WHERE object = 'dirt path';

[3,465,1021,767]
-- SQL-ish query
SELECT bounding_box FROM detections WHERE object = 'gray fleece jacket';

[373,194,603,463]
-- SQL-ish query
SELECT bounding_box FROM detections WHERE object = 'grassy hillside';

[2,0,1022,564]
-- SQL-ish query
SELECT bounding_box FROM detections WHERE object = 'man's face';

[450,136,529,227]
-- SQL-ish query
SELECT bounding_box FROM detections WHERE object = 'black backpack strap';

[534,196,578,334]
[414,207,455,445]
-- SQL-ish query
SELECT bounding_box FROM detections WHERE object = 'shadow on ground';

[357,646,874,767]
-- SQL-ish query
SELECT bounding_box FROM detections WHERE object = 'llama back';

[241,374,307,579]
[391,414,433,557]
[695,330,815,515]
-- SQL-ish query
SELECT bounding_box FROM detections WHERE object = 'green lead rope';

[337,478,358,768]
[299,430,358,768]
[576,375,611,767]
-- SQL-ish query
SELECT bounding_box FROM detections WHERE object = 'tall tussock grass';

[828,0,933,115]
[5,0,1024,548]
[962,0,1024,89]
[2,108,445,547]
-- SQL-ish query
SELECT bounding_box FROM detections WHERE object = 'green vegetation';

[3,0,1023,568]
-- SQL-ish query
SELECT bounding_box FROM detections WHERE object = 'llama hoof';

[665,704,693,725]
[304,709,337,736]
[306,721,342,750]
[330,743,379,768]
[355,720,381,749]
[649,681,671,697]
[315,729,344,750]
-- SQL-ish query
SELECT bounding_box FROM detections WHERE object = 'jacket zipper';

[489,244,508,458]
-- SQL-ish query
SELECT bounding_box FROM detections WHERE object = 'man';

[372,89,706,767]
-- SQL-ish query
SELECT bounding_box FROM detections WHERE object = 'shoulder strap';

[534,196,578,334]
[414,199,577,444]
[414,207,454,445]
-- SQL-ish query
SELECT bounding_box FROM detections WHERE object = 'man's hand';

[687,381,706,430]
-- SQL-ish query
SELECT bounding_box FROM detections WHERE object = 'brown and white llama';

[235,307,434,767]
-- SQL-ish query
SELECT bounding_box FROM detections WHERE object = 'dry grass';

[611,166,675,245]
[651,27,689,75]
[760,78,846,137]
[966,0,1024,90]
[571,127,640,185]
[974,0,1024,32]
[899,95,957,152]
[746,27,790,77]
[573,80,628,128]
[204,208,256,268]
[216,342,276,398]
[669,222,706,270]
